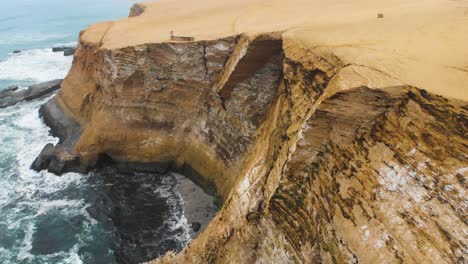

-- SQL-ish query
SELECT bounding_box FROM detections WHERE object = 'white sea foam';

[168,176,191,244]
[0,98,91,263]
[153,176,178,199]
[36,199,85,216]
[0,48,72,83]
[17,223,35,261]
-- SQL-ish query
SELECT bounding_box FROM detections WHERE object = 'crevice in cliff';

[201,42,210,83]
[99,23,114,48]
[218,36,283,103]
[212,34,251,93]
[259,46,344,212]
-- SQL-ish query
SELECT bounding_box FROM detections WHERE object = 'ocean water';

[0,0,145,88]
[0,1,193,263]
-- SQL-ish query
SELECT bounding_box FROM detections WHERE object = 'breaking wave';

[0,47,72,87]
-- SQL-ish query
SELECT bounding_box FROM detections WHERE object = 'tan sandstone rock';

[33,0,467,263]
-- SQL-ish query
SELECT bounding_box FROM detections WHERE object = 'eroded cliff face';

[33,3,468,263]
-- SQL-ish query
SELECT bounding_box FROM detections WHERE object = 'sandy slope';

[80,0,468,100]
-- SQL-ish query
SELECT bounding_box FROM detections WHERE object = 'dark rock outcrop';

[52,46,77,56]
[30,143,88,175]
[0,79,62,108]
[63,48,76,56]
[0,86,19,97]
[191,222,201,232]
[52,46,75,52]
[31,97,87,174]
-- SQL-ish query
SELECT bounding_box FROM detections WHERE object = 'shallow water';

[0,1,198,263]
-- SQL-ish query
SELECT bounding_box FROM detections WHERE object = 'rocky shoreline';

[0,79,62,108]
[31,95,220,202]
[1,77,219,262]
[84,167,217,263]
[13,80,220,261]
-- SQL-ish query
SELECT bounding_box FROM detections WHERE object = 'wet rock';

[0,79,62,108]
[39,97,81,141]
[30,143,89,175]
[31,97,89,174]
[52,46,77,56]
[30,143,56,171]
[191,222,201,232]
[13,50,21,53]
[52,46,75,52]
[63,48,76,56]
[52,46,64,52]
[0,86,19,97]
[7,85,18,91]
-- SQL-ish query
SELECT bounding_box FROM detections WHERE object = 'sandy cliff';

[33,0,467,263]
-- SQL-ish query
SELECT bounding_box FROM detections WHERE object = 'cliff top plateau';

[83,0,468,101]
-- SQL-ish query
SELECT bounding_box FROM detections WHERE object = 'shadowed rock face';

[32,25,467,264]
[34,34,285,198]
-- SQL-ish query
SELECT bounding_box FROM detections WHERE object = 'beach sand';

[174,173,218,238]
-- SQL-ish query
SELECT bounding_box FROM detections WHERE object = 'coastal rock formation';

[52,45,77,56]
[0,79,62,108]
[33,0,467,263]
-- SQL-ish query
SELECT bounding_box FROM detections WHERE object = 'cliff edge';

[33,0,467,263]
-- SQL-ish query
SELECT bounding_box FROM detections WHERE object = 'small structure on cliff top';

[170,31,195,41]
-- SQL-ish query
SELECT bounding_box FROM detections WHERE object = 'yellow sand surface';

[82,0,468,100]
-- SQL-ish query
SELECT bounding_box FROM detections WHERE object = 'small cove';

[0,96,218,263]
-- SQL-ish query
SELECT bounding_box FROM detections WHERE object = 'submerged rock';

[0,86,19,97]
[191,222,201,232]
[63,47,76,56]
[0,79,62,108]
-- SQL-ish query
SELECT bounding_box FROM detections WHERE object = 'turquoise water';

[0,1,193,263]
[0,0,142,88]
